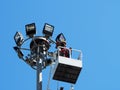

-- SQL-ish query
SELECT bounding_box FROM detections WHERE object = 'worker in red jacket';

[55,33,70,58]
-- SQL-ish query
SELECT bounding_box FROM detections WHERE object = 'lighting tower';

[13,22,83,90]
[13,23,54,90]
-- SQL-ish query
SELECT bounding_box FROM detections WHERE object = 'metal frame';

[13,25,83,90]
[52,46,82,84]
[14,35,53,90]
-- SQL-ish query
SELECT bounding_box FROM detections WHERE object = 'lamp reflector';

[43,23,54,37]
[55,33,66,43]
[25,23,36,37]
[14,32,24,46]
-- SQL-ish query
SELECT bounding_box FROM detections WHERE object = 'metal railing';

[57,46,82,61]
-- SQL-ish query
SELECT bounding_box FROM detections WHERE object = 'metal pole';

[36,46,42,90]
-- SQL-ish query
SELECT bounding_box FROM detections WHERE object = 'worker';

[55,33,70,58]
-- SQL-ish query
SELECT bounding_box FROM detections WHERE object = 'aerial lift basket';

[52,48,82,84]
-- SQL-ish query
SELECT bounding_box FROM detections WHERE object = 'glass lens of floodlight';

[14,32,24,46]
[43,23,54,36]
[25,23,36,37]
[55,33,66,42]
[26,24,35,32]
[45,24,53,32]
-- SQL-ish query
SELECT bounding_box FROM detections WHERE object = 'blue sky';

[1,0,120,90]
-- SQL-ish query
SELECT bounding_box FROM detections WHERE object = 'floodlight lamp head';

[25,23,36,38]
[55,33,66,48]
[43,23,54,38]
[14,32,24,46]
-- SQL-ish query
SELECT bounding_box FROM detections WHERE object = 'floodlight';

[13,46,24,58]
[43,23,54,37]
[25,23,36,37]
[55,33,66,43]
[14,32,24,46]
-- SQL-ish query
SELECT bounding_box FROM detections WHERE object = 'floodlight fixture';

[43,23,54,37]
[25,23,36,37]
[14,32,24,46]
[13,46,24,58]
[55,33,66,43]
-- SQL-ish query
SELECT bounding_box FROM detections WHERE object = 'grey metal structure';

[13,22,82,90]
[13,23,55,90]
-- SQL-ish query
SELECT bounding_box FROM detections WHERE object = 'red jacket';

[60,48,70,58]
